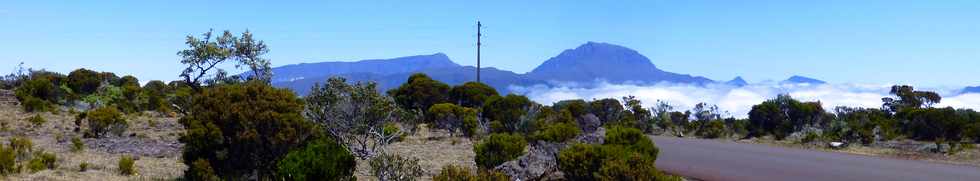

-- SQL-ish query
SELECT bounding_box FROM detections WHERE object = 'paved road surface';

[652,136,980,181]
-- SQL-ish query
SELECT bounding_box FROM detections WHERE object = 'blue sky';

[1,0,978,87]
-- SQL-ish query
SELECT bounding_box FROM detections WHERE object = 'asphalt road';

[651,136,980,181]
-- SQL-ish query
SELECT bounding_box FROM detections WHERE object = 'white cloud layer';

[510,82,980,118]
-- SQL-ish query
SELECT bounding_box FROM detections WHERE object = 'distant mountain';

[270,42,726,95]
[962,86,980,94]
[268,53,459,83]
[725,76,748,87]
[275,66,543,95]
[780,75,826,85]
[526,42,715,85]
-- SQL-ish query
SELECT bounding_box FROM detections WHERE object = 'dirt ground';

[0,105,482,181]
[354,126,478,181]
[0,105,185,181]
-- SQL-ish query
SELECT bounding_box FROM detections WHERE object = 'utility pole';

[476,21,482,83]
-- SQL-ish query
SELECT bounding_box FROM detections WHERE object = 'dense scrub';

[473,133,526,169]
[179,82,316,179]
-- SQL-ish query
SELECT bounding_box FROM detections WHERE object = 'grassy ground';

[353,126,478,181]
[0,105,185,181]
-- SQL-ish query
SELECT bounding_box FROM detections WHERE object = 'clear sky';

[1,0,978,87]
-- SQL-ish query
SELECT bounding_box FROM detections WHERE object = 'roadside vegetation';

[1,28,977,181]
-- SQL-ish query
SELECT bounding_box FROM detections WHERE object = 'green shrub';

[79,162,90,172]
[428,103,479,137]
[449,82,499,108]
[473,133,526,169]
[276,138,356,181]
[434,164,472,181]
[9,137,33,159]
[597,152,680,181]
[67,68,103,95]
[558,126,672,181]
[85,106,128,138]
[15,76,59,113]
[531,122,580,143]
[27,114,46,127]
[71,137,85,152]
[557,143,603,180]
[370,153,424,181]
[179,82,315,180]
[481,95,532,133]
[20,96,50,113]
[433,164,511,181]
[118,155,135,175]
[27,151,57,173]
[387,73,451,111]
[696,120,727,139]
[0,145,16,176]
[187,159,220,181]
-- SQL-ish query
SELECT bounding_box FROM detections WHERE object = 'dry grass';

[354,125,477,181]
[731,136,980,167]
[0,105,185,181]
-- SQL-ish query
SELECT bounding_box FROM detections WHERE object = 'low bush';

[370,153,424,181]
[434,164,472,181]
[0,145,16,176]
[473,133,526,169]
[71,137,85,152]
[186,159,220,181]
[276,138,356,181]
[79,162,90,172]
[557,126,674,181]
[27,114,46,127]
[85,106,128,138]
[531,122,580,143]
[696,120,727,139]
[27,151,57,173]
[118,155,135,175]
[20,96,50,113]
[9,137,33,159]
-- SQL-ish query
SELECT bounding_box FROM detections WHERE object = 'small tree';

[387,73,451,111]
[450,82,499,108]
[427,103,479,137]
[370,153,424,181]
[482,94,532,133]
[179,82,315,179]
[85,106,128,138]
[306,77,416,159]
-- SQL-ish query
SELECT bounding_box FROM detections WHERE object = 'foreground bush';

[179,82,316,180]
[118,155,135,175]
[85,106,128,138]
[427,103,479,137]
[27,114,46,127]
[370,153,424,181]
[277,138,356,181]
[27,151,57,173]
[0,145,14,175]
[557,126,675,181]
[474,133,526,169]
[433,164,510,181]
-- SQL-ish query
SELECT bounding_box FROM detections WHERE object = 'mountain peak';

[726,76,749,87]
[961,86,980,94]
[781,75,826,84]
[526,42,713,85]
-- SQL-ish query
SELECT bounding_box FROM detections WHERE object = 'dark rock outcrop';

[495,128,607,180]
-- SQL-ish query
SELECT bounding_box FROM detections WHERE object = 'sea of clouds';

[510,81,980,118]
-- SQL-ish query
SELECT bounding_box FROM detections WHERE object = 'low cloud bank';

[510,82,980,118]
